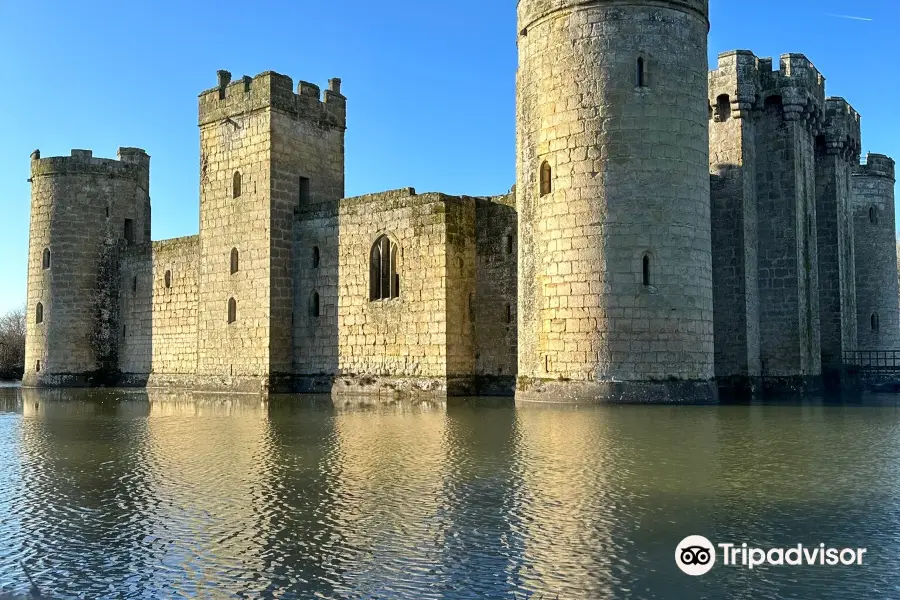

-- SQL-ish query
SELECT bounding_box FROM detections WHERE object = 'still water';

[0,387,899,599]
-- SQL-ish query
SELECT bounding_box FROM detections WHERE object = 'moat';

[1,387,898,599]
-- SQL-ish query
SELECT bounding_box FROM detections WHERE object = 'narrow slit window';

[506,304,513,324]
[230,248,239,274]
[233,172,242,199]
[124,219,134,244]
[132,276,137,294]
[540,161,552,197]
[164,270,172,289]
[313,246,320,269]
[35,360,41,373]
[643,255,651,286]
[311,291,320,318]
[872,313,880,332]
[42,248,50,270]
[228,297,237,324]
[35,302,43,324]
[870,206,877,224]
[637,57,645,87]
[370,235,400,301]
[505,235,513,255]
[299,176,310,210]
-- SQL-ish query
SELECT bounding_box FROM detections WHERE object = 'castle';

[23,0,899,402]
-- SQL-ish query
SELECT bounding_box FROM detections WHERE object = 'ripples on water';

[0,387,899,599]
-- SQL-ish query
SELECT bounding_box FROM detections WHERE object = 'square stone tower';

[196,70,346,392]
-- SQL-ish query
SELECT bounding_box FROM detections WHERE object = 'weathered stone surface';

[20,7,900,402]
[516,0,715,402]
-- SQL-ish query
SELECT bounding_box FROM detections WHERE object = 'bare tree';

[0,306,26,380]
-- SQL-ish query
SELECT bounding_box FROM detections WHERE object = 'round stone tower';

[853,154,899,351]
[23,148,150,387]
[515,0,715,402]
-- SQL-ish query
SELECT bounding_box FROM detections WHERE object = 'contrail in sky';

[825,13,874,21]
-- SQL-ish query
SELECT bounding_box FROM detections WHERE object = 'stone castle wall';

[119,236,200,383]
[516,0,715,402]
[473,194,517,393]
[334,189,457,395]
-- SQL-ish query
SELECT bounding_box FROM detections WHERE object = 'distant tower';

[853,154,899,350]
[195,70,345,391]
[515,0,716,402]
[23,148,151,386]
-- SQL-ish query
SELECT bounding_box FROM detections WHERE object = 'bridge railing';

[843,350,900,372]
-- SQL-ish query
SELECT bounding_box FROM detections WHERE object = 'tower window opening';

[636,57,646,88]
[299,176,311,210]
[505,235,513,255]
[230,248,239,274]
[540,161,552,197]
[35,360,41,373]
[233,172,242,199]
[872,313,880,332]
[228,297,237,324]
[164,270,172,289]
[105,207,110,218]
[642,254,651,287]
[870,206,877,224]
[42,248,50,270]
[715,94,731,122]
[311,291,320,318]
[124,219,134,244]
[132,276,137,294]
[313,246,320,269]
[370,235,400,301]
[506,304,512,324]
[35,302,43,324]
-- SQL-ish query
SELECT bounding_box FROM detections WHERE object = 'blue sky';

[0,0,897,315]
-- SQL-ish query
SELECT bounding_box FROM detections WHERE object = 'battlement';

[855,154,896,181]
[517,0,708,30]
[30,147,149,181]
[198,70,346,129]
[709,50,761,117]
[758,53,826,109]
[821,97,861,161]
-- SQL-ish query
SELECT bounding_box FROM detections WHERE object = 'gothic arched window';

[370,235,400,301]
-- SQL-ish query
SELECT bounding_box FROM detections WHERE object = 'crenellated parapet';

[198,70,346,129]
[708,50,760,120]
[757,54,826,133]
[709,51,826,133]
[855,153,896,181]
[517,0,709,30]
[30,148,149,188]
[822,98,862,163]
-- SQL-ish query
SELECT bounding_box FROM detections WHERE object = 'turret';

[815,98,861,378]
[516,0,716,402]
[195,70,345,391]
[23,148,151,386]
[853,153,899,351]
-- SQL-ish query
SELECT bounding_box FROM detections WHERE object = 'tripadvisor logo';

[675,536,868,576]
